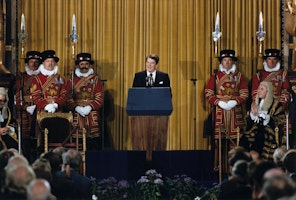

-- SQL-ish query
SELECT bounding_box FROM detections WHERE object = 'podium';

[126,87,172,160]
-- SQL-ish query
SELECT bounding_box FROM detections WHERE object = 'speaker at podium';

[126,87,173,160]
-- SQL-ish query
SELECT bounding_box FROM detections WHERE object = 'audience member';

[249,150,261,164]
[228,146,252,172]
[218,160,252,199]
[273,146,288,169]
[282,149,296,183]
[57,149,91,199]
[262,174,296,200]
[263,168,285,180]
[26,178,56,200]
[6,154,29,169]
[41,150,78,199]
[52,146,67,156]
[0,149,14,193]
[3,164,36,199]
[32,158,52,182]
[248,160,277,200]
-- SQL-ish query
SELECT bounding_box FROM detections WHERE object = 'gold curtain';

[18,0,282,150]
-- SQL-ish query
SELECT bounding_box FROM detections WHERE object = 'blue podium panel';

[126,87,172,116]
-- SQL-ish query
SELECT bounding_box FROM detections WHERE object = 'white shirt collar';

[146,70,156,80]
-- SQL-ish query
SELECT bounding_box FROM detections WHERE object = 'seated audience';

[32,158,52,183]
[0,149,15,190]
[3,164,36,199]
[5,154,29,169]
[218,160,252,199]
[41,150,78,199]
[248,160,277,200]
[262,174,296,200]
[57,149,91,199]
[282,149,296,183]
[26,178,56,200]
[273,146,288,168]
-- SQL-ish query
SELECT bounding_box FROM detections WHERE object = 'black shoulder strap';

[213,69,218,92]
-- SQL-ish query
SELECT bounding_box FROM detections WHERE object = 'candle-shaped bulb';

[215,12,219,29]
[69,14,79,43]
[21,13,25,33]
[72,14,76,33]
[212,12,222,42]
[259,11,263,31]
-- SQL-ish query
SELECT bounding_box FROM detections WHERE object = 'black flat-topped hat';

[218,49,238,62]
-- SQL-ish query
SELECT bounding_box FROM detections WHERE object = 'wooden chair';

[37,111,86,153]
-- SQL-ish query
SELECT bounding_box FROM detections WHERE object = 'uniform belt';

[23,95,33,103]
[76,99,93,106]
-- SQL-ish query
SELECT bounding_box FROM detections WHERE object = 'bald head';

[5,164,36,195]
[6,154,29,169]
[27,179,54,200]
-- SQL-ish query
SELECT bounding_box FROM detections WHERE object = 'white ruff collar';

[75,68,94,77]
[219,64,236,74]
[40,64,58,76]
[25,64,40,76]
[263,61,280,72]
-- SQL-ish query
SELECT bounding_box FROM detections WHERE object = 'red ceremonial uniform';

[15,72,37,138]
[205,71,249,139]
[31,73,68,110]
[66,74,104,138]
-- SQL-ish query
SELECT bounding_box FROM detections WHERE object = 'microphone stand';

[190,78,197,149]
[101,79,107,150]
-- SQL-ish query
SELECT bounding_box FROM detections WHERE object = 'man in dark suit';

[132,54,170,87]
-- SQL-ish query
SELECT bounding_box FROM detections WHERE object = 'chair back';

[37,111,74,144]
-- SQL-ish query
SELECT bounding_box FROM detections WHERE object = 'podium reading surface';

[126,87,172,116]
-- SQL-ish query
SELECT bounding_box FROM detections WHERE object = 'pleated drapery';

[17,0,282,150]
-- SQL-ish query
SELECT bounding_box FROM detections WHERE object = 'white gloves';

[75,105,92,117]
[52,103,58,109]
[26,105,36,115]
[218,100,238,111]
[44,103,58,113]
[250,112,259,123]
[227,100,238,109]
[250,111,270,125]
[75,106,85,117]
[218,101,231,110]
[82,105,92,116]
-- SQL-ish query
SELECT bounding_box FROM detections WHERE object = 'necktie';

[149,73,153,86]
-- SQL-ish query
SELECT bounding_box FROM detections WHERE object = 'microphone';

[146,76,150,87]
[146,74,153,87]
